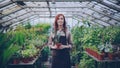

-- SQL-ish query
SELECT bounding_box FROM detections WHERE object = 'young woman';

[48,14,73,68]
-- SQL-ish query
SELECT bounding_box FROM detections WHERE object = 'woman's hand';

[50,45,57,49]
[59,45,72,49]
[51,44,72,49]
[58,45,65,49]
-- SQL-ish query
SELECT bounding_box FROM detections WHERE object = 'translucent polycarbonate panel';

[108,19,118,25]
[4,12,35,25]
[94,19,110,26]
[8,9,28,18]
[104,0,120,6]
[2,5,21,14]
[30,8,49,11]
[50,2,82,7]
[0,0,10,4]
[101,17,110,22]
[0,3,16,11]
[1,8,28,23]
[25,2,48,7]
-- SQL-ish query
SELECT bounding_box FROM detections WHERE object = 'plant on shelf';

[99,42,113,53]
[71,50,81,67]
[112,28,120,45]
[98,42,114,60]
[12,51,21,64]
[41,46,50,62]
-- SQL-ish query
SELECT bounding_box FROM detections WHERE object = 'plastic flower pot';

[97,53,105,60]
[28,57,34,61]
[22,58,29,63]
[56,43,61,49]
[13,59,19,64]
[108,53,114,60]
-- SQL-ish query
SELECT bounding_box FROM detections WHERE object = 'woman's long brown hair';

[54,14,67,34]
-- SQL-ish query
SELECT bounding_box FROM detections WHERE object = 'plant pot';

[22,58,29,63]
[117,51,120,59]
[108,53,114,60]
[93,51,98,58]
[56,43,61,49]
[97,53,104,60]
[13,59,19,64]
[75,64,79,68]
[28,57,34,61]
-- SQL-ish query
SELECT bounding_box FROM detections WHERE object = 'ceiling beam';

[26,6,120,22]
[0,7,25,19]
[1,8,119,26]
[10,15,38,27]
[86,2,120,22]
[73,14,105,27]
[95,0,120,12]
[1,0,120,26]
[1,11,31,24]
[26,6,87,8]
[0,0,14,8]
[1,10,80,23]
[74,15,106,26]
[46,0,52,17]
[2,12,34,26]
[81,11,113,26]
[3,13,73,26]
[12,0,94,2]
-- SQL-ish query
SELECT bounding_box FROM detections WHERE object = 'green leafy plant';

[98,42,113,53]
[24,22,32,29]
[71,51,81,66]
[2,44,20,67]
[41,46,50,61]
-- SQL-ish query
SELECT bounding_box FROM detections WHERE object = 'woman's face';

[57,15,64,26]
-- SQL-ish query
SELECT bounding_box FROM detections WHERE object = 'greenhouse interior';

[0,0,120,68]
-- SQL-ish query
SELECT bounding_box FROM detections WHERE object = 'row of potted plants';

[12,44,40,64]
[0,22,51,68]
[85,48,104,60]
[71,23,120,68]
[85,45,120,60]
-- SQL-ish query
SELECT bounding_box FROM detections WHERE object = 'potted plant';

[71,51,81,68]
[53,32,61,49]
[98,42,114,60]
[12,51,21,64]
[21,49,31,63]
[41,46,50,62]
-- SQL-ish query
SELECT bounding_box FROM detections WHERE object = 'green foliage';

[78,58,94,68]
[34,23,51,34]
[111,27,120,45]
[78,52,95,68]
[71,26,85,51]
[0,23,51,68]
[2,44,20,66]
[71,25,120,67]
[0,33,7,48]
[41,46,50,61]
[24,22,32,29]
[71,51,81,65]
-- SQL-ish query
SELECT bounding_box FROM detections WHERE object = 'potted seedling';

[71,51,81,68]
[98,42,114,60]
[12,51,21,64]
[41,46,50,61]
[21,49,30,63]
[53,32,61,49]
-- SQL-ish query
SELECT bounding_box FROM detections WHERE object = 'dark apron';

[51,36,71,68]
